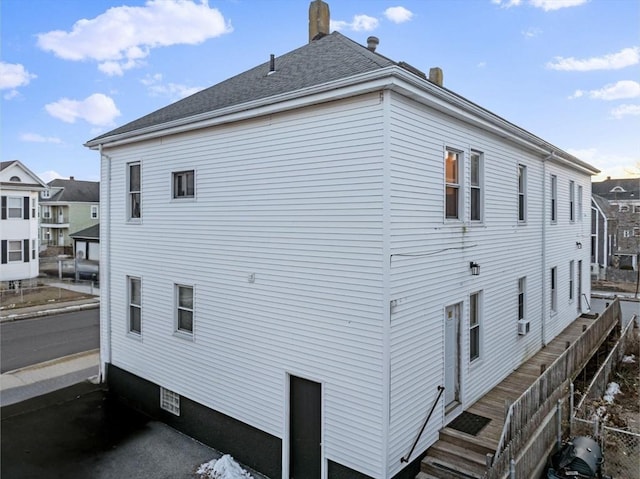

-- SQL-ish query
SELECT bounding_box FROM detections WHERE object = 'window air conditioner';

[518,320,530,336]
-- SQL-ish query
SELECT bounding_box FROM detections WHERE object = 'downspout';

[99,144,112,382]
[541,152,553,347]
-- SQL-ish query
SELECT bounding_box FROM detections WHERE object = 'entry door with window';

[290,376,321,479]
[444,303,461,409]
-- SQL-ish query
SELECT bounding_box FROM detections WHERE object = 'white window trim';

[550,267,557,315]
[577,185,583,222]
[91,205,99,219]
[518,164,527,223]
[174,284,195,339]
[550,175,557,224]
[569,180,575,222]
[172,170,196,200]
[518,277,526,322]
[470,151,483,223]
[7,196,23,219]
[127,161,141,223]
[469,291,482,363]
[569,260,575,302]
[444,147,463,221]
[8,240,23,262]
[127,276,142,337]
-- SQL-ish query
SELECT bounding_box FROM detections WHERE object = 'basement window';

[160,387,180,416]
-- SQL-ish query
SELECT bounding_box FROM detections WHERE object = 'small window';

[550,267,557,313]
[8,240,22,262]
[610,186,625,193]
[518,165,526,222]
[9,176,21,182]
[623,230,630,238]
[619,205,629,212]
[176,285,194,334]
[470,292,481,362]
[32,239,36,260]
[31,198,36,218]
[569,181,575,222]
[128,276,142,335]
[42,189,50,199]
[160,387,180,416]
[634,228,640,237]
[91,205,99,219]
[42,206,51,219]
[445,149,461,219]
[634,205,640,213]
[127,162,141,220]
[173,170,195,199]
[569,260,574,301]
[550,175,557,223]
[8,197,23,218]
[518,277,526,321]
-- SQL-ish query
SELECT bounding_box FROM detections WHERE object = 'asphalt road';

[0,309,99,373]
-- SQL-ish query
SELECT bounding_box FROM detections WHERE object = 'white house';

[85,4,599,479]
[0,161,46,285]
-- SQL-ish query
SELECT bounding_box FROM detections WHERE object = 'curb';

[0,300,100,323]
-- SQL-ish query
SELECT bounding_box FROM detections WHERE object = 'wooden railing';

[486,298,621,478]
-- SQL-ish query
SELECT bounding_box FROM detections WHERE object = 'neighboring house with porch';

[592,177,640,273]
[85,4,599,479]
[0,160,46,285]
[40,177,99,255]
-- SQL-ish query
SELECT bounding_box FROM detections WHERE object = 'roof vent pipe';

[269,54,275,74]
[367,36,379,52]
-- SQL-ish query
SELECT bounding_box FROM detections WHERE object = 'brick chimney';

[309,0,330,42]
[69,176,75,180]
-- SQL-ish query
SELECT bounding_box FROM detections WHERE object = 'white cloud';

[610,104,640,119]
[45,93,121,126]
[36,0,233,76]
[547,47,640,71]
[384,7,413,24]
[529,0,588,10]
[141,73,203,100]
[477,61,487,68]
[567,148,639,180]
[20,133,63,144]
[570,81,640,101]
[331,14,379,32]
[493,0,586,9]
[522,27,542,38]
[0,62,37,99]
[39,170,64,183]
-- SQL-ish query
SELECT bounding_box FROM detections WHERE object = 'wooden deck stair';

[417,309,620,479]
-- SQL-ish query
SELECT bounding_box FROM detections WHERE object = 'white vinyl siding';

[102,94,386,478]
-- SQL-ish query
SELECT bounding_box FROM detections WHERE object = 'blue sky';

[1,0,638,183]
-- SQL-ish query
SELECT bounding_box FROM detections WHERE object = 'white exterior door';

[444,303,460,408]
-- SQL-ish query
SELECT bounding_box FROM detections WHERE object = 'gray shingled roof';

[0,161,15,171]
[592,194,616,218]
[70,223,100,239]
[89,32,395,142]
[592,178,640,201]
[44,179,100,203]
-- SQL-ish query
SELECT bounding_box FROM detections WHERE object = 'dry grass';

[0,286,94,310]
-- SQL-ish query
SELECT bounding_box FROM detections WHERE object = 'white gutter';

[541,153,551,346]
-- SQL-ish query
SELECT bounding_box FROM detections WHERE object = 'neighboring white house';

[85,5,599,479]
[0,161,46,285]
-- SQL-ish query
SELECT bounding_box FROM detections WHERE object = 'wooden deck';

[419,303,621,479]
[466,315,601,449]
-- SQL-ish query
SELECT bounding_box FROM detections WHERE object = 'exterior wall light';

[470,262,480,276]
[576,242,582,249]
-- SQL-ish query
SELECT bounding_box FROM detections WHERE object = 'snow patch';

[603,382,622,404]
[197,455,254,479]
[622,354,636,364]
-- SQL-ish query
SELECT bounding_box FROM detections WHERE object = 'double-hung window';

[550,175,557,223]
[8,197,23,218]
[173,170,195,199]
[128,276,142,335]
[91,205,99,219]
[569,260,575,301]
[470,152,482,222]
[518,277,526,322]
[176,285,194,335]
[518,165,526,222]
[8,240,23,262]
[550,267,557,313]
[569,181,575,222]
[469,292,481,362]
[445,149,461,220]
[577,185,583,222]
[127,162,141,221]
